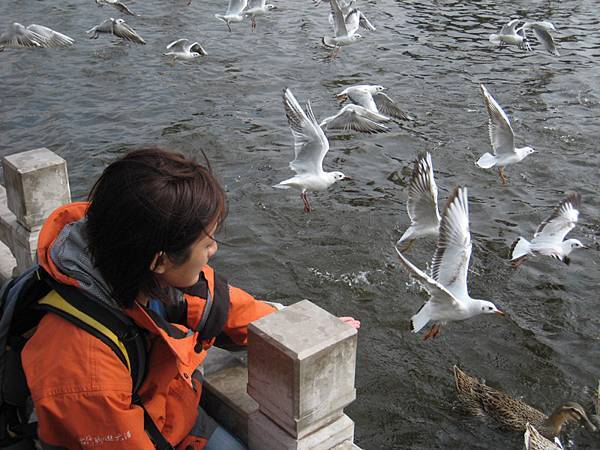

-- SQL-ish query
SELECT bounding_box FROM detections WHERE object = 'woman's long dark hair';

[86,148,227,308]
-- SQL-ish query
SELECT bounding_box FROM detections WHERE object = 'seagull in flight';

[489,19,530,51]
[0,23,74,51]
[273,88,351,213]
[95,0,138,17]
[336,84,412,121]
[215,0,248,32]
[490,19,559,56]
[476,84,535,184]
[521,21,559,56]
[395,186,504,340]
[322,0,362,58]
[86,18,145,44]
[244,0,276,30]
[397,153,441,252]
[164,39,207,61]
[511,193,585,267]
[319,104,390,133]
[315,0,376,31]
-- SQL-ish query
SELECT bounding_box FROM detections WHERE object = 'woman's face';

[153,224,218,288]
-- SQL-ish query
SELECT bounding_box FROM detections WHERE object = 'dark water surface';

[1,0,600,448]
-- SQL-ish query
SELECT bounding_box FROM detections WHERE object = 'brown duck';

[453,365,597,439]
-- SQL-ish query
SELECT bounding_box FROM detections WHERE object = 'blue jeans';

[204,425,247,450]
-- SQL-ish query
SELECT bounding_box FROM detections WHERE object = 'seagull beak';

[336,94,348,103]
[495,310,505,316]
[342,176,353,181]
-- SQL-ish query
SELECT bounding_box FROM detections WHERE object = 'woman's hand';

[339,316,360,329]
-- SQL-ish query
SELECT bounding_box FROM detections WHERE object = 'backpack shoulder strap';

[35,271,173,449]
[35,276,146,393]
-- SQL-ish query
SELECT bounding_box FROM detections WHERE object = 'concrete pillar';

[247,300,358,450]
[0,148,71,278]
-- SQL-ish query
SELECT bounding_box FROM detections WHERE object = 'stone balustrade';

[0,148,360,449]
[0,148,71,284]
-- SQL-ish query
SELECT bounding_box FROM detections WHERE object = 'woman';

[22,148,358,449]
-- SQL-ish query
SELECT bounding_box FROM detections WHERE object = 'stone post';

[0,148,70,280]
[247,300,358,450]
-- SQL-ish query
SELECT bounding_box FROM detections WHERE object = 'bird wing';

[500,19,520,35]
[406,152,441,230]
[533,193,580,244]
[247,0,265,8]
[527,23,559,56]
[395,246,462,310]
[227,0,248,14]
[329,0,348,37]
[373,92,410,120]
[320,105,389,134]
[112,1,138,16]
[282,88,329,176]
[189,42,208,55]
[431,186,471,301]
[480,84,515,158]
[345,9,360,35]
[26,24,74,47]
[167,38,188,51]
[0,23,44,48]
[90,18,115,34]
[113,20,145,44]
[339,0,356,14]
[358,11,376,31]
[346,87,378,113]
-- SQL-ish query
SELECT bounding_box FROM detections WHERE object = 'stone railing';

[0,148,71,284]
[0,148,360,449]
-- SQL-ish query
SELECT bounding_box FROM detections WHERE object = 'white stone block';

[2,148,70,230]
[248,411,354,450]
[247,300,357,439]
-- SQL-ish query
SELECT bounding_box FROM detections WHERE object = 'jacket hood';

[38,202,119,309]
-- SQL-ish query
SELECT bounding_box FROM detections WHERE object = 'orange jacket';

[22,203,275,449]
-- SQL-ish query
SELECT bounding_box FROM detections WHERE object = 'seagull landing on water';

[322,0,362,58]
[397,152,441,252]
[336,84,413,121]
[273,88,351,213]
[215,0,248,32]
[319,104,390,133]
[87,18,145,44]
[0,23,74,51]
[511,193,586,267]
[95,0,138,17]
[395,186,504,340]
[244,0,276,30]
[476,84,535,184]
[489,19,530,51]
[164,39,207,62]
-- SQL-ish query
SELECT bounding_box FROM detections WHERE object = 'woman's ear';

[150,251,167,273]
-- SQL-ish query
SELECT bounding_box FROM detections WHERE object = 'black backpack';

[0,265,173,450]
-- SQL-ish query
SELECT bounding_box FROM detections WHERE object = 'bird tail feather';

[410,303,430,333]
[476,152,497,169]
[511,237,531,260]
[397,226,414,245]
[272,181,292,190]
